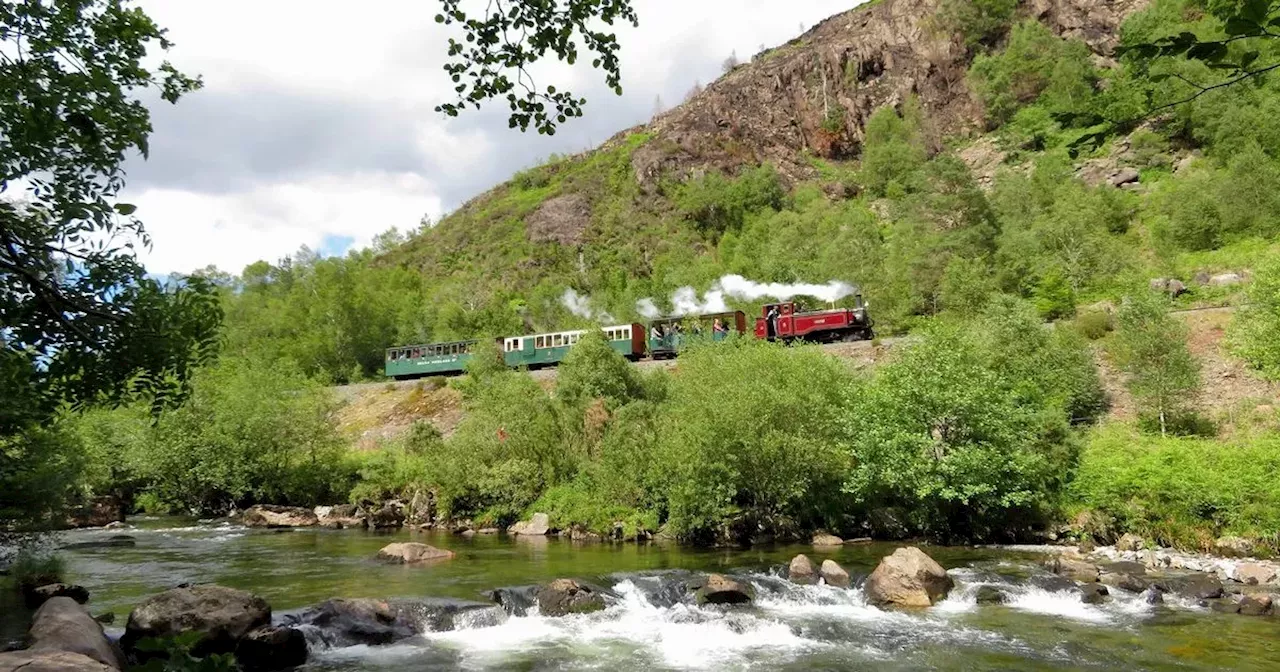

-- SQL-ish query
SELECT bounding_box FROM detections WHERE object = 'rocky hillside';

[635,0,1146,186]
[374,0,1276,347]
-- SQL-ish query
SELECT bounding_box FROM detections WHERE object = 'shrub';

[1073,309,1113,340]
[860,100,927,197]
[675,165,786,236]
[1072,425,1280,551]
[1231,257,1280,378]
[968,21,1097,126]
[938,0,1019,48]
[656,339,856,542]
[10,550,64,591]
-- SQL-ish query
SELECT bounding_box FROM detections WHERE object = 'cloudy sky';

[125,0,860,275]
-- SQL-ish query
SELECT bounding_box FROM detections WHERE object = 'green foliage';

[10,550,64,590]
[845,303,1099,540]
[860,100,928,197]
[434,0,638,134]
[1033,270,1077,320]
[1074,309,1115,340]
[1111,293,1201,436]
[0,423,89,528]
[656,339,854,542]
[69,357,353,515]
[555,329,645,410]
[938,0,1020,48]
[349,422,441,505]
[968,20,1098,125]
[674,165,786,237]
[1072,424,1280,550]
[1230,256,1280,378]
[133,632,238,672]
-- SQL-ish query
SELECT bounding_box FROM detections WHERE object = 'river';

[15,517,1280,671]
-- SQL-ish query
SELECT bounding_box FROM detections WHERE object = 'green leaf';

[114,203,137,216]
[1224,18,1261,36]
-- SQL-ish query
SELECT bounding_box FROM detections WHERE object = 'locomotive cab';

[753,296,874,343]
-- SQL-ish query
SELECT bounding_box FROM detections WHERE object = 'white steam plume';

[561,289,615,323]
[634,275,857,318]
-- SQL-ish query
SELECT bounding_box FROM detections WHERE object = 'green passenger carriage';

[384,340,478,379]
[502,323,646,369]
[647,311,747,359]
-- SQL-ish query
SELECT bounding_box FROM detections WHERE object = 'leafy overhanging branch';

[434,0,638,135]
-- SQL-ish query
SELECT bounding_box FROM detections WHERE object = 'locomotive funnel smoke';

[635,275,857,318]
[561,289,615,323]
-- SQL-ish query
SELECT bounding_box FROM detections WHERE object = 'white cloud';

[124,0,863,274]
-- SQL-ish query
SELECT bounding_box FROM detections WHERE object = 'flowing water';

[12,517,1280,670]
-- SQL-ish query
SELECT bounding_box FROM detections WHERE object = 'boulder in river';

[820,560,850,588]
[1079,583,1110,604]
[1047,553,1100,583]
[0,650,117,671]
[314,504,366,529]
[1099,561,1149,593]
[1232,563,1277,586]
[375,542,454,565]
[25,583,90,609]
[241,505,318,528]
[367,502,405,529]
[694,574,754,605]
[537,579,605,616]
[27,597,122,670]
[1238,594,1273,616]
[974,586,1007,605]
[61,536,136,551]
[1155,573,1223,600]
[122,584,270,657]
[235,626,308,671]
[1115,533,1145,552]
[1029,574,1078,592]
[812,533,843,547]
[509,513,551,536]
[863,547,954,608]
[283,598,416,647]
[788,554,817,585]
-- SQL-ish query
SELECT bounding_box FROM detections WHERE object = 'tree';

[1,1,219,525]
[433,0,639,135]
[1230,256,1280,378]
[1118,0,1280,120]
[938,0,1019,49]
[652,94,665,118]
[1112,294,1201,437]
[722,50,739,74]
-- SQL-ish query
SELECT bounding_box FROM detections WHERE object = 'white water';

[307,569,1209,671]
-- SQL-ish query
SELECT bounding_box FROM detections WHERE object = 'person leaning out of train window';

[650,323,662,342]
[766,305,780,339]
[712,317,727,340]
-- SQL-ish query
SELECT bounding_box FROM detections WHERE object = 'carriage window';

[622,327,630,339]
[535,336,544,348]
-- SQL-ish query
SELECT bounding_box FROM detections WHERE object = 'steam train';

[384,297,874,380]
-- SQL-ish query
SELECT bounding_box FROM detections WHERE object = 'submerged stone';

[694,574,754,605]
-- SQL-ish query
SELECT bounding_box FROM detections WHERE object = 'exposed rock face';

[122,584,271,656]
[509,513,552,536]
[27,597,122,670]
[242,505,318,528]
[863,547,954,607]
[812,533,844,547]
[315,504,366,529]
[64,497,125,529]
[694,574,754,605]
[537,579,605,616]
[1208,273,1245,288]
[526,194,592,246]
[820,559,851,588]
[628,0,1149,188]
[235,626,308,672]
[25,583,90,609]
[1148,279,1187,297]
[789,554,818,585]
[0,650,117,672]
[375,542,455,565]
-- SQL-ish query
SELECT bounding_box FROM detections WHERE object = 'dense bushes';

[1072,425,1280,550]
[968,20,1097,125]
[69,356,353,515]
[1230,257,1280,379]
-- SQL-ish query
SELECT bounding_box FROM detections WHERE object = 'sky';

[124,0,861,275]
